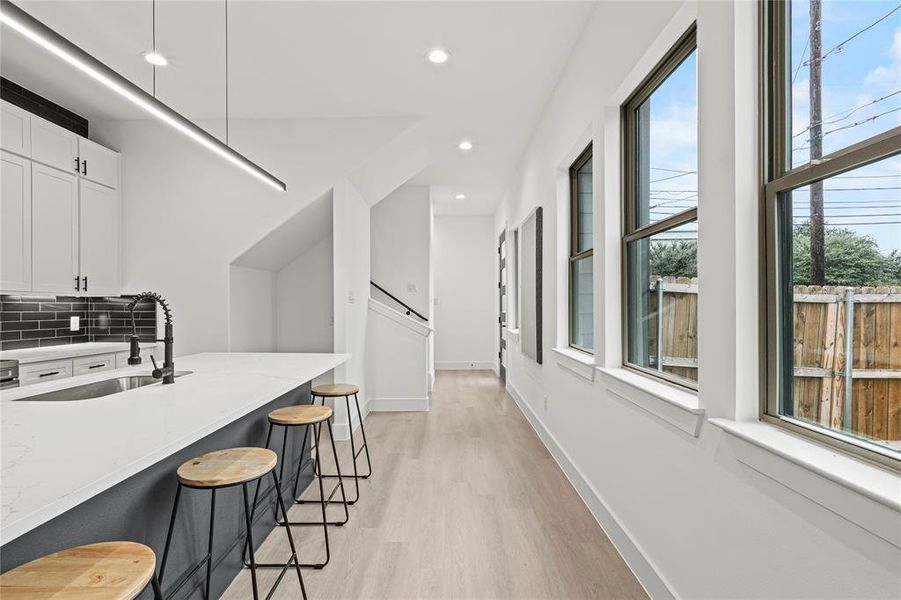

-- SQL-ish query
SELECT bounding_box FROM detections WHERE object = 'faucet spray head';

[128,335,142,365]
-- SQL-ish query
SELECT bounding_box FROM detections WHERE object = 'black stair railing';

[370,281,428,322]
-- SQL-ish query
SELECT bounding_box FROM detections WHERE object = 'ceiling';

[2,1,594,214]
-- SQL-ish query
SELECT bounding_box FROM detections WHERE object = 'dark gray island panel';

[1,382,315,600]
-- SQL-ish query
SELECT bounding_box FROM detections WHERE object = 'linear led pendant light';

[0,0,287,191]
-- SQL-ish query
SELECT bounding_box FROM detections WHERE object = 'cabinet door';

[1,152,32,291]
[78,138,119,189]
[32,163,79,294]
[78,179,120,295]
[31,116,79,174]
[0,101,31,157]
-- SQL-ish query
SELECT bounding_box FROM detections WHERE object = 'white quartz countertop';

[0,342,158,364]
[0,352,349,544]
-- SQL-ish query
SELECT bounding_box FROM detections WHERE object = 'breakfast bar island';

[0,352,349,599]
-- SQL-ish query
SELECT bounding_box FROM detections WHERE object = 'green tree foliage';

[793,222,901,286]
[649,239,697,278]
[645,225,901,286]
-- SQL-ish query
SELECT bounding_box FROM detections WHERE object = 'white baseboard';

[505,381,675,600]
[368,396,430,412]
[435,361,496,371]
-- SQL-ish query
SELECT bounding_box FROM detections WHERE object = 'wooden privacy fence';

[647,278,901,446]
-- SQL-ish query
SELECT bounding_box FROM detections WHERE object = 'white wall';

[331,179,372,439]
[228,265,276,352]
[434,215,495,369]
[92,115,415,356]
[370,184,432,317]
[365,300,432,411]
[493,2,900,599]
[276,234,334,353]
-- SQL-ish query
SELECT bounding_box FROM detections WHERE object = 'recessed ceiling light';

[458,140,473,151]
[427,48,449,64]
[455,193,466,200]
[143,51,168,66]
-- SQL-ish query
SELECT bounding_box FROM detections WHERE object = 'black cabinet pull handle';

[83,276,88,291]
[74,276,80,292]
[39,371,60,378]
[81,159,87,176]
[88,364,104,369]
[74,157,80,173]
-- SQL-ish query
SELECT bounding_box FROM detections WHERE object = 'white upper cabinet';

[31,115,79,175]
[1,152,32,291]
[78,179,120,294]
[78,137,118,189]
[0,103,123,295]
[0,101,32,157]
[32,163,79,294]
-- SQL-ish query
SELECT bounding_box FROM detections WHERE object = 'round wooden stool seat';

[311,383,359,397]
[177,447,277,488]
[269,404,333,426]
[0,541,156,600]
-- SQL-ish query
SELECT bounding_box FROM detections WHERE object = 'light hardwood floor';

[223,370,647,600]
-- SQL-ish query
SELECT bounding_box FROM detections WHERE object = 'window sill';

[710,418,901,548]
[552,347,595,381]
[597,367,704,437]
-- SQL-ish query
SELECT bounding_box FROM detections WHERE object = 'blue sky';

[646,0,899,256]
[791,0,899,256]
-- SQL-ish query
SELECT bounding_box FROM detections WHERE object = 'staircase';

[365,286,433,412]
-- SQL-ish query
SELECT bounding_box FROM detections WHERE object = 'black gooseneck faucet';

[127,292,175,384]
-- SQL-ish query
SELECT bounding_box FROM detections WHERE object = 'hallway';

[224,370,646,599]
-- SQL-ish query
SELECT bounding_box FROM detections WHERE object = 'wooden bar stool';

[311,383,372,504]
[158,447,306,600]
[246,404,348,570]
[0,541,163,599]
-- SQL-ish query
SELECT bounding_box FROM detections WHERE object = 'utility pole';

[809,0,826,285]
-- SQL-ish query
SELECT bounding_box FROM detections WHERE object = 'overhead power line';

[794,106,901,150]
[803,4,901,66]
[792,89,901,139]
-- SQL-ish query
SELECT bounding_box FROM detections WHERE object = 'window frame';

[621,24,698,390]
[760,0,901,471]
[569,143,594,354]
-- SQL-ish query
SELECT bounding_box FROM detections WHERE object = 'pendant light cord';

[225,0,229,146]
[151,0,156,97]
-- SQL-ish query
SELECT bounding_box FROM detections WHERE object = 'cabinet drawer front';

[73,353,116,376]
[20,359,73,385]
[31,117,78,174]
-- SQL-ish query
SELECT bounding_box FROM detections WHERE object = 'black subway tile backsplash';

[0,295,158,351]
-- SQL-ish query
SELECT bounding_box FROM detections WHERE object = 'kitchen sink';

[13,371,193,402]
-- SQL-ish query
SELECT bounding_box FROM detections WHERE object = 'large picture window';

[763,0,901,468]
[622,26,698,387]
[569,144,594,352]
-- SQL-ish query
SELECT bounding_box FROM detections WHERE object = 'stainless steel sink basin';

[14,371,193,401]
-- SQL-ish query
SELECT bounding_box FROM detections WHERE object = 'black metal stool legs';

[159,474,306,600]
[242,472,308,600]
[310,392,372,505]
[158,483,218,600]
[240,483,260,600]
[353,393,373,477]
[150,575,164,600]
[249,418,349,570]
